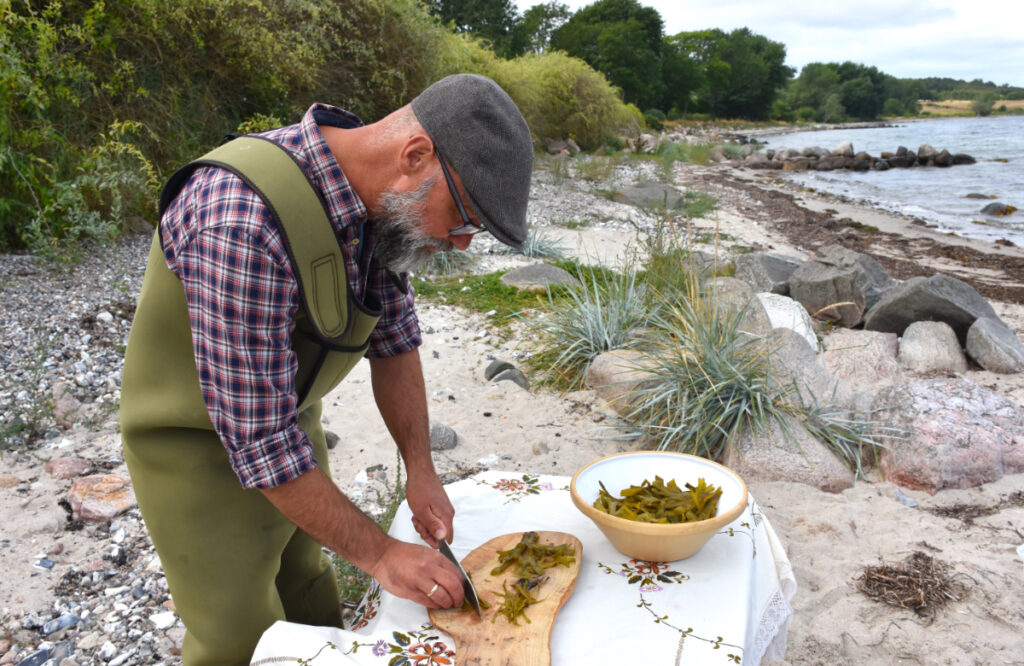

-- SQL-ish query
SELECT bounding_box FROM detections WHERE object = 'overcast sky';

[516,0,1024,87]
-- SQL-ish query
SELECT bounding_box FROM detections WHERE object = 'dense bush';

[488,51,641,150]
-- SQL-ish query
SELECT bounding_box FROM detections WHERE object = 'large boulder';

[871,378,1024,493]
[789,245,895,326]
[761,328,864,414]
[966,317,1024,373]
[611,182,688,210]
[500,264,580,292]
[723,414,855,493]
[821,329,904,393]
[863,273,999,342]
[756,292,818,351]
[832,141,854,157]
[898,321,968,374]
[706,277,772,337]
[733,252,801,295]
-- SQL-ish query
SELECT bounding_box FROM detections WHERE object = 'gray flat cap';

[411,74,532,248]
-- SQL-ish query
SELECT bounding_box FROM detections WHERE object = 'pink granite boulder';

[871,378,1024,493]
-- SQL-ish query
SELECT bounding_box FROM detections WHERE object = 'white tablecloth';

[251,471,796,665]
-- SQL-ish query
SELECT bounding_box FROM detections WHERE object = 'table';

[251,471,796,665]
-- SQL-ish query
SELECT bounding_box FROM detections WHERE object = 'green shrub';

[796,106,817,121]
[489,51,641,150]
[643,108,666,131]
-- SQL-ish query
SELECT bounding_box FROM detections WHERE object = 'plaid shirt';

[160,104,421,489]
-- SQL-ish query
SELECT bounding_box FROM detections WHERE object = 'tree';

[550,0,665,109]
[517,2,570,54]
[660,36,703,114]
[426,0,523,57]
[669,28,792,119]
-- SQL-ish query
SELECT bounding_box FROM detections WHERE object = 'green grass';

[525,262,649,390]
[412,271,558,324]
[551,218,589,230]
[499,228,568,259]
[423,248,479,276]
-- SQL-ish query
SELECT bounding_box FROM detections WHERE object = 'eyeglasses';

[436,150,486,236]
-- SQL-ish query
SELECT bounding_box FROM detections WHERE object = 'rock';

[863,273,999,342]
[429,421,458,451]
[756,292,818,351]
[0,473,20,489]
[952,153,976,165]
[723,413,855,493]
[898,321,968,374]
[500,264,580,291]
[832,141,854,157]
[51,382,84,429]
[733,252,801,295]
[543,137,578,155]
[324,430,339,450]
[611,182,688,210]
[68,475,137,522]
[789,245,895,327]
[484,359,516,381]
[917,143,938,164]
[707,277,772,337]
[872,378,1024,493]
[149,611,178,630]
[760,328,862,414]
[585,349,657,415]
[965,192,993,199]
[980,202,1018,216]
[933,149,953,167]
[492,367,529,389]
[43,457,92,480]
[821,329,903,393]
[965,317,1024,373]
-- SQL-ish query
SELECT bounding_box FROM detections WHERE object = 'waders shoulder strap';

[159,136,351,341]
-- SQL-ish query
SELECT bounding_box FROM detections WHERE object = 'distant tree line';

[430,0,1024,123]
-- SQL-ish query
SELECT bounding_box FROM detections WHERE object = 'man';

[120,74,533,665]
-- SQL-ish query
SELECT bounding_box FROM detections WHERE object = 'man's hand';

[406,470,455,546]
[369,539,465,610]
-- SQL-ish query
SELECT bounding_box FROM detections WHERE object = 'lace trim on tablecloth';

[748,583,794,664]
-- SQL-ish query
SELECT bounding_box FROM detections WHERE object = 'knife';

[438,539,483,618]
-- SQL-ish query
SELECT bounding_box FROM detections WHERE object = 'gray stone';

[966,317,1024,373]
[429,421,458,451]
[492,367,529,389]
[706,277,772,337]
[500,264,580,291]
[723,413,855,493]
[789,245,895,326]
[733,252,801,294]
[611,181,688,211]
[863,273,999,342]
[52,382,83,429]
[484,359,516,381]
[324,430,339,450]
[898,321,968,374]
[821,329,903,393]
[756,292,818,351]
[980,202,1017,216]
[871,378,1024,493]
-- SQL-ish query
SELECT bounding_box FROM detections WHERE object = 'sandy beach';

[2,151,1023,665]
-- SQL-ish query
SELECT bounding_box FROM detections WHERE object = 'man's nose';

[449,234,472,251]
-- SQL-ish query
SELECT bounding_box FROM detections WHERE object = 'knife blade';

[438,539,483,618]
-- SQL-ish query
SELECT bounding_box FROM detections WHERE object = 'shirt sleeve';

[364,269,422,359]
[167,179,317,490]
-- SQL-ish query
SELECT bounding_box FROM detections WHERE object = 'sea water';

[759,115,1024,245]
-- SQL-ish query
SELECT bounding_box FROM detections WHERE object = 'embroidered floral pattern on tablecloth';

[349,582,382,631]
[344,625,455,665]
[477,473,558,503]
[598,559,744,663]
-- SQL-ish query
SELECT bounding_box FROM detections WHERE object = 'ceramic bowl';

[570,451,748,561]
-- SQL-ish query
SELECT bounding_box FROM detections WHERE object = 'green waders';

[121,137,383,666]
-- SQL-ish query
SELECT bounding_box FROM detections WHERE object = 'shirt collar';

[298,103,368,226]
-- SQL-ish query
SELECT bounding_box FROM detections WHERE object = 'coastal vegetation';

[2,0,1021,253]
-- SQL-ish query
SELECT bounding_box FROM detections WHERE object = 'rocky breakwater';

[740,141,976,172]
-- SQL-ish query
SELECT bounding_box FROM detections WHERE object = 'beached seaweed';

[855,552,964,620]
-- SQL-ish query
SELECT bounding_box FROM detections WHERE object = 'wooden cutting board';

[428,531,582,666]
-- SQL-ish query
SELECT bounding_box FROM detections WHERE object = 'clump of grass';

[575,155,616,182]
[411,271,555,324]
[500,228,567,259]
[423,248,479,275]
[526,262,648,390]
[552,218,589,230]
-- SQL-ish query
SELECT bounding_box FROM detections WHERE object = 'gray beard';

[372,175,452,274]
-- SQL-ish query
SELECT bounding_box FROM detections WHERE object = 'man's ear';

[397,133,435,176]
